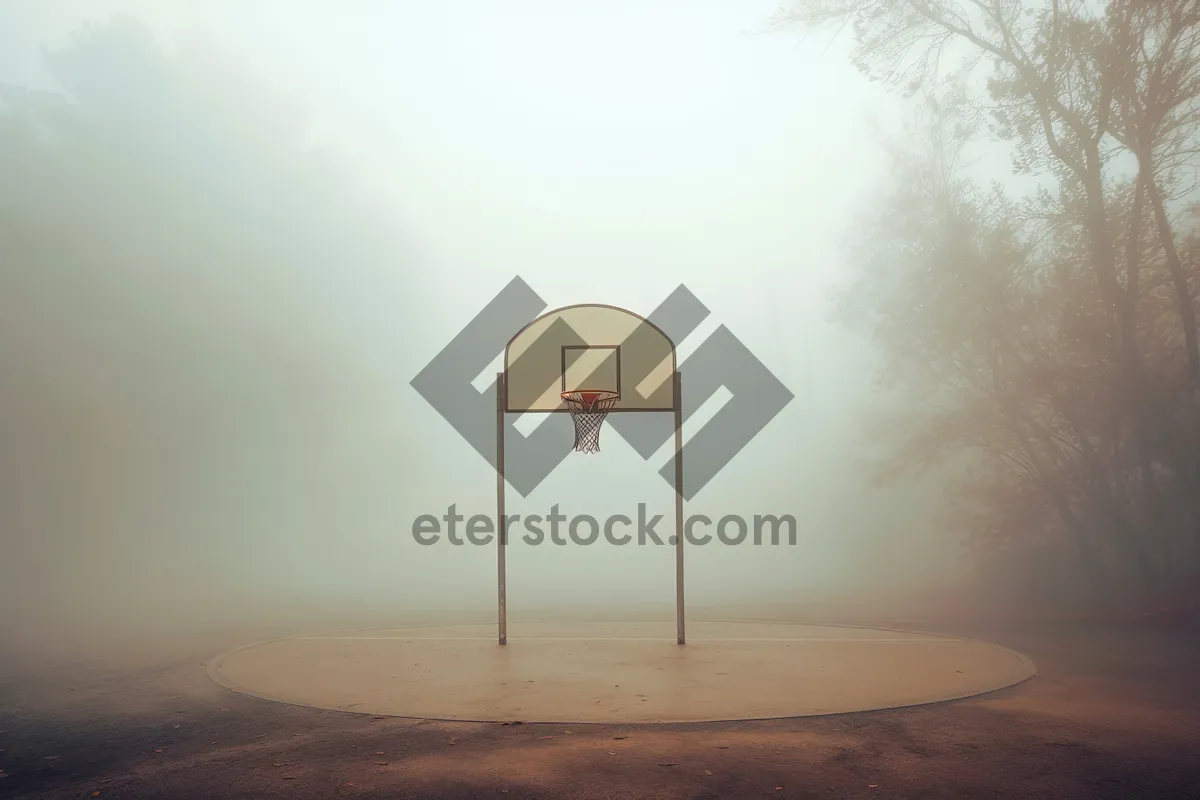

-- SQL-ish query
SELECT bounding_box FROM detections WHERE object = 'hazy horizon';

[0,1,983,659]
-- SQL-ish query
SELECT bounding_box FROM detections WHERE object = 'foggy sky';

[0,1,963,652]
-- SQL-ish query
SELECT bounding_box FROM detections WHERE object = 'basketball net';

[561,390,619,454]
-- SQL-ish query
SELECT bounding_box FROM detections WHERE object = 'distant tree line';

[780,1,1200,614]
[0,17,414,613]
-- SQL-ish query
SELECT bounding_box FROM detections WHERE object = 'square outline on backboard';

[561,345,621,397]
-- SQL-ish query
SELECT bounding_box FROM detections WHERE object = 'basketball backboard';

[504,304,676,413]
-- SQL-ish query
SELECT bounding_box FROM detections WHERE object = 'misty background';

[10,0,1186,656]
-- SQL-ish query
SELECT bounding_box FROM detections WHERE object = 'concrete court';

[205,621,1036,723]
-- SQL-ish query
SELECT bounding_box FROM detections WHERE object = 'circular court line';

[298,636,972,642]
[207,622,1036,724]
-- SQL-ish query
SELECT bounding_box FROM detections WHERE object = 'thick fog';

[1,0,971,658]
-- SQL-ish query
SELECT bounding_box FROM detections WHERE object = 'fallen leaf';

[717,746,729,750]
[210,741,219,745]
[375,752,384,756]
[539,735,555,740]
[868,785,879,789]
[607,751,616,756]
[705,770,714,775]
[775,788,783,791]
[658,762,678,767]
[375,761,388,766]
[613,736,628,740]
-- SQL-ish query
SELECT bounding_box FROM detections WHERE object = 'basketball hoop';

[561,390,619,454]
[498,303,684,646]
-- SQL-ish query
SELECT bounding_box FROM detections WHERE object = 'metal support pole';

[674,371,685,645]
[497,372,507,646]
